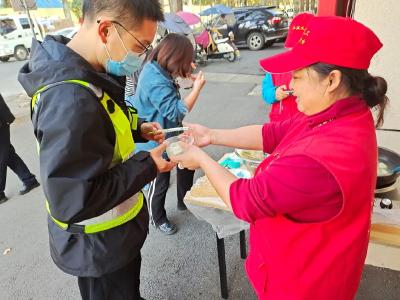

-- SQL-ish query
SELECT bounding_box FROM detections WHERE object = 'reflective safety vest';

[31,79,144,234]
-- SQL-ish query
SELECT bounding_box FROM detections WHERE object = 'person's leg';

[0,126,10,202]
[176,167,195,210]
[147,171,170,226]
[78,254,144,300]
[7,143,39,194]
[147,171,177,234]
[7,143,36,184]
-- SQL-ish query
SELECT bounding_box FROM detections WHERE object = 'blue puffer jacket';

[129,61,189,152]
[261,73,278,105]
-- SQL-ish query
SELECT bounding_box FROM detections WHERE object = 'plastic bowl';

[165,135,194,158]
[234,149,268,174]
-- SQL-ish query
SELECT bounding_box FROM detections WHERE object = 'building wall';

[354,0,400,151]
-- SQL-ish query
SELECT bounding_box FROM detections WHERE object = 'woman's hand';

[192,71,206,91]
[275,85,289,101]
[149,143,176,173]
[184,122,212,147]
[140,122,164,143]
[169,143,204,170]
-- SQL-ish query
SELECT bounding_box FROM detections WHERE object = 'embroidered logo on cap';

[298,29,311,45]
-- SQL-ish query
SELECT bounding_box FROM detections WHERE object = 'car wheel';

[0,57,10,62]
[224,52,235,62]
[265,40,275,48]
[14,46,29,61]
[247,32,265,51]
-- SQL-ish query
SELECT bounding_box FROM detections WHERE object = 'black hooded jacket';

[18,35,156,276]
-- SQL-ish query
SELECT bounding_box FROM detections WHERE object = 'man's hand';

[140,122,164,143]
[149,143,176,173]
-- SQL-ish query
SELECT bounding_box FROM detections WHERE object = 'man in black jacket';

[0,93,40,204]
[18,1,173,299]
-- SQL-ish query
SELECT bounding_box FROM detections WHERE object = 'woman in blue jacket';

[133,33,206,234]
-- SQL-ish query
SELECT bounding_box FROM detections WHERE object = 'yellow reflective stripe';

[31,80,89,112]
[131,113,138,131]
[84,193,144,234]
[64,79,90,87]
[45,201,68,230]
[31,85,48,110]
[100,93,135,161]
[34,79,141,234]
[128,107,138,131]
[45,193,144,233]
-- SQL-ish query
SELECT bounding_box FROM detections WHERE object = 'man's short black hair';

[82,0,164,26]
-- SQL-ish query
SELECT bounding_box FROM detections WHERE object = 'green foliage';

[68,0,83,19]
[0,0,12,8]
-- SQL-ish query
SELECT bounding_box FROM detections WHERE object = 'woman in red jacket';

[261,13,314,122]
[171,16,388,299]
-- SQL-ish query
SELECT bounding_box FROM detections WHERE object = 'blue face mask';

[104,26,143,77]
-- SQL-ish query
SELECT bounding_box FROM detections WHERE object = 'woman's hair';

[311,63,388,127]
[148,33,194,78]
[82,0,164,27]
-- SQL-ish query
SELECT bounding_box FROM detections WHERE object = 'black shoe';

[177,202,187,211]
[0,192,8,204]
[19,180,40,195]
[157,221,177,235]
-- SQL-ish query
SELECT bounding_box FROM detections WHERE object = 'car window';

[19,18,33,29]
[234,11,250,22]
[267,8,284,16]
[0,18,17,35]
[246,11,265,21]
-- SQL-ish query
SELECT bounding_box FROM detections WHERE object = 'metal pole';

[239,230,247,259]
[216,234,228,299]
[21,0,36,39]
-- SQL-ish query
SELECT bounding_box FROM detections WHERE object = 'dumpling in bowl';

[378,161,392,176]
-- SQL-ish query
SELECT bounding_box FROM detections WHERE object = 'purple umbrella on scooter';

[176,11,201,25]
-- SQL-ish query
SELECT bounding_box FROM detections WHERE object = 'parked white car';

[50,26,79,39]
[0,15,42,62]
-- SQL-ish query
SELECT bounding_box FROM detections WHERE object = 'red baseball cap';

[260,16,383,73]
[284,13,315,48]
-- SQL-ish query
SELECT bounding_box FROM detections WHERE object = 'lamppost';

[20,0,35,37]
[19,0,43,39]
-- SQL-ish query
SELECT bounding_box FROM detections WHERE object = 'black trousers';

[147,168,194,226]
[0,125,36,193]
[78,254,144,300]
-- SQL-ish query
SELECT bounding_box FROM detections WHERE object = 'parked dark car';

[216,6,289,51]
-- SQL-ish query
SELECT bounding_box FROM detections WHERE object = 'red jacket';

[269,73,299,123]
[232,97,377,299]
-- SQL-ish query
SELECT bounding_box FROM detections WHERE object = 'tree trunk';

[169,0,183,13]
[310,0,316,13]
[299,0,304,12]
[62,0,73,22]
[305,0,310,11]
